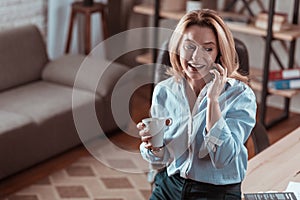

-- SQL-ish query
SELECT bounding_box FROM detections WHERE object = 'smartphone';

[210,66,218,80]
[209,54,220,79]
[215,53,221,65]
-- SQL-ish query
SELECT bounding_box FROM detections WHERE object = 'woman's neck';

[187,78,206,96]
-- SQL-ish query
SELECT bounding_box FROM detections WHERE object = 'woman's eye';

[204,48,213,52]
[184,44,196,50]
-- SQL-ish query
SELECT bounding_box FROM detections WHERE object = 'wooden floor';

[1,84,300,198]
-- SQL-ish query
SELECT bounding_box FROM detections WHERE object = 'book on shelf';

[254,11,290,32]
[244,192,297,200]
[256,11,288,23]
[255,19,291,31]
[269,68,300,81]
[268,78,300,90]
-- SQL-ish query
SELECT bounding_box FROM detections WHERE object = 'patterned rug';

[2,139,152,200]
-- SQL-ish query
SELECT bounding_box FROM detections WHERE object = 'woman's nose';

[192,48,213,65]
[192,47,205,62]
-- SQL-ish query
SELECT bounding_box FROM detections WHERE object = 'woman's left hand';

[207,63,227,100]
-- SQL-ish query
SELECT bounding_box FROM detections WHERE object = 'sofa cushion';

[0,111,37,179]
[0,81,103,180]
[0,111,34,136]
[0,25,48,92]
[42,55,128,97]
[0,81,97,123]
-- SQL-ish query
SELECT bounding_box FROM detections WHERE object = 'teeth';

[188,63,205,68]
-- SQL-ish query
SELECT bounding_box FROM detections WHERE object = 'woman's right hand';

[137,122,153,150]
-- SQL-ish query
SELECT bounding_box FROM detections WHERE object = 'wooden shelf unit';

[133,4,300,41]
[249,68,300,98]
[133,3,184,20]
[133,0,300,128]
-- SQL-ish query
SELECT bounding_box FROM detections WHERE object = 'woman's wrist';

[150,146,165,157]
[207,97,219,103]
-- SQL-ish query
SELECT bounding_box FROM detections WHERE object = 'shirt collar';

[180,77,235,98]
[226,78,235,86]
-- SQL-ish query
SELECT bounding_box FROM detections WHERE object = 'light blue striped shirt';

[140,77,257,185]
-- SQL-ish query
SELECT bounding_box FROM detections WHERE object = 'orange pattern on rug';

[4,156,152,200]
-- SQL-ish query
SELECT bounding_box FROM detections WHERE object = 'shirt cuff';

[149,146,165,157]
[140,142,165,163]
[199,118,227,157]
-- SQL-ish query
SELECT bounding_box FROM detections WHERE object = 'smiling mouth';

[188,63,206,71]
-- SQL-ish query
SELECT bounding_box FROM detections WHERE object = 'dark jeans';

[150,169,241,200]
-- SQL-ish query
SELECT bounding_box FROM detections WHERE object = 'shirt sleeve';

[199,124,224,156]
[140,142,170,164]
[139,84,171,165]
[198,86,257,169]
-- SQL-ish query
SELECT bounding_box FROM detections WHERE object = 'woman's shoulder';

[153,77,184,96]
[227,78,255,96]
[155,76,182,89]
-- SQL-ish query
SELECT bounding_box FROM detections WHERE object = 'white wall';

[47,0,73,59]
[0,0,47,36]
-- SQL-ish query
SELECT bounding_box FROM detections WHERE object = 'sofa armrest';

[42,55,128,97]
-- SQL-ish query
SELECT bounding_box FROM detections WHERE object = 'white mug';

[142,117,172,148]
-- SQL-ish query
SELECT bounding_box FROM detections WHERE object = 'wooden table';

[242,126,300,193]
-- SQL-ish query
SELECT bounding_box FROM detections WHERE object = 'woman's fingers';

[144,141,153,149]
[137,122,149,136]
[139,126,150,136]
[137,121,153,149]
[136,122,145,130]
[141,135,152,142]
[209,64,227,84]
[212,64,225,77]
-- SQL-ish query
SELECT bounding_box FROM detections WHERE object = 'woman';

[137,9,257,200]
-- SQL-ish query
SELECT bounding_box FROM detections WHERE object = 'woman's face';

[179,25,218,81]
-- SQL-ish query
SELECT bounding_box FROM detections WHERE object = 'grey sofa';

[0,25,128,180]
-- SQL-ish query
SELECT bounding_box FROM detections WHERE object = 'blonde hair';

[168,9,248,83]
